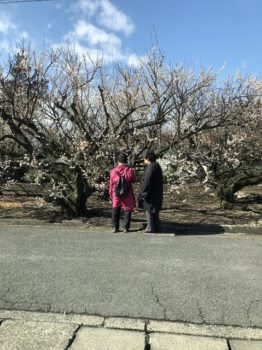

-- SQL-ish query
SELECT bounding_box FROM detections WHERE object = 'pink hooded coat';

[109,165,136,211]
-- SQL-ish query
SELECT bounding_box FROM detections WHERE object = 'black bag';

[115,169,129,198]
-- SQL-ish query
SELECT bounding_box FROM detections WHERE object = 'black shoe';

[112,228,119,233]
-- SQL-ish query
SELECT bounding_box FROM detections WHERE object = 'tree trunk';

[216,184,235,209]
[74,169,92,216]
[216,167,262,209]
[55,169,95,217]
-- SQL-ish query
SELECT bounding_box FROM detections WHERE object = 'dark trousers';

[145,210,160,233]
[112,207,131,230]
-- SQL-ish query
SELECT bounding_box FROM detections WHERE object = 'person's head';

[144,150,157,165]
[117,153,128,165]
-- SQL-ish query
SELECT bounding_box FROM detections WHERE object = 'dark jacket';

[139,162,163,213]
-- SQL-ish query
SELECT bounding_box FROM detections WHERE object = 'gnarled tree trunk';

[215,165,262,208]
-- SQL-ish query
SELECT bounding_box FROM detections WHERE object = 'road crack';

[247,298,262,325]
[150,283,168,320]
[197,301,206,323]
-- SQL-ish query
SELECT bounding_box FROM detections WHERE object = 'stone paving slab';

[1,310,262,350]
[0,319,78,350]
[149,333,228,350]
[68,326,145,350]
[230,339,262,350]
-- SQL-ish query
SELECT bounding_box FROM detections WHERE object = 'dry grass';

[0,183,261,225]
[0,199,37,209]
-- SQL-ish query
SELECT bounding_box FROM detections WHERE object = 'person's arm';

[109,170,114,199]
[141,167,153,200]
[125,167,135,184]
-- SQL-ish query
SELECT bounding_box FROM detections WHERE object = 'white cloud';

[0,39,10,52]
[55,38,143,67]
[0,12,33,55]
[126,53,146,67]
[73,0,134,35]
[76,0,100,17]
[71,20,121,48]
[0,13,16,34]
[54,1,141,67]
[99,0,134,35]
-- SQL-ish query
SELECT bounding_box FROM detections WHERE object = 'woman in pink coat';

[109,153,136,233]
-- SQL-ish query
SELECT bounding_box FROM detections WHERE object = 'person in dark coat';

[139,150,163,233]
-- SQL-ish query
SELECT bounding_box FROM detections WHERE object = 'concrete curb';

[0,218,261,235]
[1,310,262,340]
[0,218,85,227]
[222,224,262,235]
[0,310,104,327]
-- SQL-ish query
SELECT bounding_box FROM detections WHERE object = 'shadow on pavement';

[129,219,225,235]
[160,221,225,235]
[85,208,225,235]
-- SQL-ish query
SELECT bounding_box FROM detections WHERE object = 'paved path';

[0,224,262,349]
[0,224,262,327]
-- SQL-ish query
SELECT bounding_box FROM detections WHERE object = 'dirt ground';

[0,183,261,227]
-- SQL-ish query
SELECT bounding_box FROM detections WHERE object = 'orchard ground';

[0,183,261,230]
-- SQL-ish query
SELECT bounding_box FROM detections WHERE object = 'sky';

[0,0,262,78]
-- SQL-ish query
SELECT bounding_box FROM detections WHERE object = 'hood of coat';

[112,164,129,174]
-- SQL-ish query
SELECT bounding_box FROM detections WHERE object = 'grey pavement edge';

[1,310,262,350]
[0,219,261,235]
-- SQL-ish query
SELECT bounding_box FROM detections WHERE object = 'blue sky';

[0,0,262,78]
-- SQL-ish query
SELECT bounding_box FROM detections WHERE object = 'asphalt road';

[0,225,261,328]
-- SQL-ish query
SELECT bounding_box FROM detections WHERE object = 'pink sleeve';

[109,170,114,198]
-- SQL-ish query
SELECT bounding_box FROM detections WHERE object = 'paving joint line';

[144,319,150,350]
[0,310,262,340]
[101,316,106,328]
[64,325,81,350]
[227,338,232,350]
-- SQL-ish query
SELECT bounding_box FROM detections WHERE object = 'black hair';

[144,150,157,162]
[117,153,128,164]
